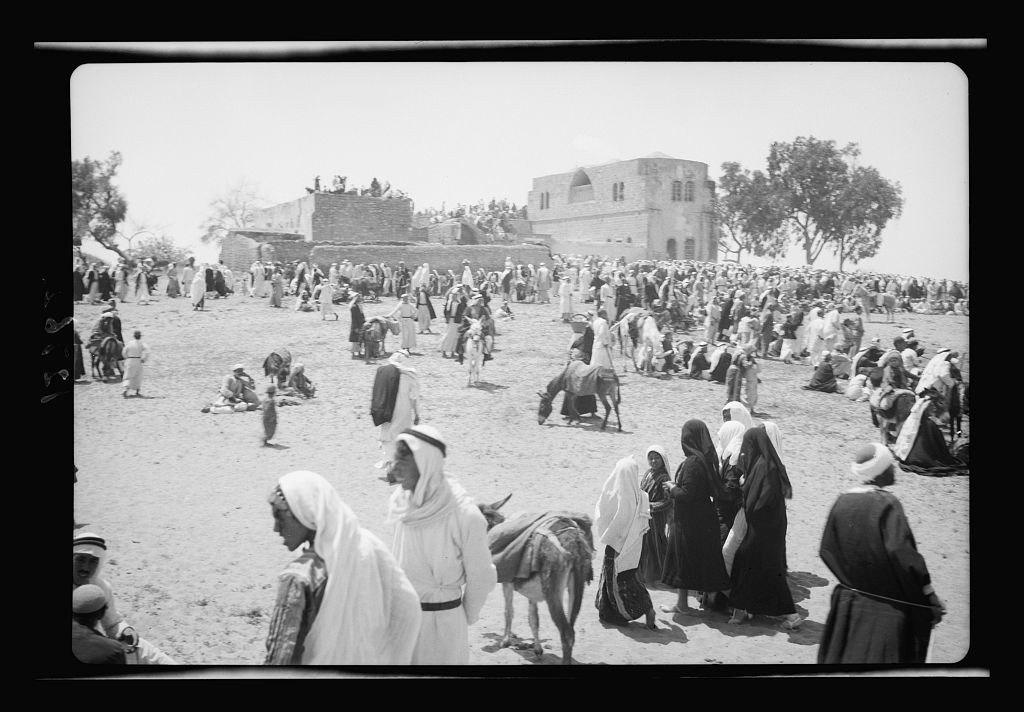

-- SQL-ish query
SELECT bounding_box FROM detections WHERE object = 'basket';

[570,314,590,333]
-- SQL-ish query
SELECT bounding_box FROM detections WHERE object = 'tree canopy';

[765,136,903,269]
[72,151,129,261]
[714,161,787,263]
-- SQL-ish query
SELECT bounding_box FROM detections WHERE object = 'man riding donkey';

[454,293,495,365]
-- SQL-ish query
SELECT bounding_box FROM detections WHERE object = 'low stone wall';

[222,237,553,274]
[309,243,552,273]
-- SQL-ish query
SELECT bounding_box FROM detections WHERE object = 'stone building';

[527,153,719,262]
[249,192,417,244]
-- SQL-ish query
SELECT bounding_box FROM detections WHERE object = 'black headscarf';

[679,419,725,499]
[737,426,793,515]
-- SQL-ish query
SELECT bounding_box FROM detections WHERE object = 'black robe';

[818,489,935,663]
[348,303,366,343]
[804,362,838,392]
[661,454,731,592]
[370,364,400,426]
[564,326,597,415]
[73,270,85,301]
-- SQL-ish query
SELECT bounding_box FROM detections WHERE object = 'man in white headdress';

[264,471,421,664]
[590,308,614,369]
[387,425,497,664]
[73,532,175,664]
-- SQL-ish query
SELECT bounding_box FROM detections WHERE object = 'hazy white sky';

[70,61,969,281]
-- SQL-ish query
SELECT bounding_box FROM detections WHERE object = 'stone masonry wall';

[308,244,552,274]
[309,193,416,243]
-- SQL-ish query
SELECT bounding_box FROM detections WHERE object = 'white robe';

[121,339,148,390]
[319,282,335,319]
[392,501,496,664]
[591,317,614,369]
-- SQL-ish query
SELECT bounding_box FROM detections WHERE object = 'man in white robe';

[591,309,614,369]
[121,330,148,398]
[387,425,497,664]
[535,263,552,304]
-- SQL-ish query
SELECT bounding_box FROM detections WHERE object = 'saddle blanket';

[488,511,593,584]
[565,361,613,396]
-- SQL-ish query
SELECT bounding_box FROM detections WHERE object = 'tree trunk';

[93,236,129,262]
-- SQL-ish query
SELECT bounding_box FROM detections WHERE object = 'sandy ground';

[71,284,972,672]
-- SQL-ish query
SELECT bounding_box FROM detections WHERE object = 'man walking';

[387,425,497,664]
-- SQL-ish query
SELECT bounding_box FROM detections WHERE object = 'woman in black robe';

[73,266,85,302]
[724,351,745,402]
[205,266,216,294]
[718,295,734,339]
[803,352,838,392]
[728,426,801,627]
[708,344,732,383]
[348,293,366,357]
[562,323,598,416]
[97,267,112,301]
[637,445,672,586]
[214,268,228,297]
[660,420,731,613]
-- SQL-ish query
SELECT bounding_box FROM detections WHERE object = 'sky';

[68,55,971,281]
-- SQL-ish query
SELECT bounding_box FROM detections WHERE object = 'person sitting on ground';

[496,300,515,320]
[286,363,316,399]
[209,363,262,413]
[73,532,175,664]
[687,342,711,379]
[295,289,315,312]
[73,585,127,665]
[803,350,839,393]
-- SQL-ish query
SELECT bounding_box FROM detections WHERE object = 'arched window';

[672,180,682,201]
[684,238,695,259]
[612,183,619,201]
[666,238,677,260]
[684,181,695,202]
[569,170,594,203]
[618,182,625,200]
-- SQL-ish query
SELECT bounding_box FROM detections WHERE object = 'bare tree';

[200,179,268,246]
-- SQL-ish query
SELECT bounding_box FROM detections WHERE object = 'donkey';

[89,336,123,381]
[465,318,485,386]
[863,292,897,323]
[537,361,622,431]
[477,494,594,665]
[870,389,917,445]
[262,347,292,388]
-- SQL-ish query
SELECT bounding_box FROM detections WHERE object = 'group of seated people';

[202,362,317,414]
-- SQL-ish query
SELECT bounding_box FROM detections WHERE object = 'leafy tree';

[714,162,787,263]
[832,165,904,270]
[767,136,902,266]
[72,151,129,260]
[200,179,267,246]
[133,234,190,264]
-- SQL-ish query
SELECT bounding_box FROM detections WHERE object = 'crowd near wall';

[220,232,551,275]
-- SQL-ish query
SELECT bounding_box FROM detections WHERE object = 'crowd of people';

[416,197,528,239]
[73,247,966,669]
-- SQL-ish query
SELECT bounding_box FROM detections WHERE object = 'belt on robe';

[420,598,462,612]
[124,356,141,359]
[402,316,416,319]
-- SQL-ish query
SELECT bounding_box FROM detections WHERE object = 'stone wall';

[308,244,553,273]
[309,193,416,242]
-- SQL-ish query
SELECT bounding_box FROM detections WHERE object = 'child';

[497,300,515,320]
[262,385,278,446]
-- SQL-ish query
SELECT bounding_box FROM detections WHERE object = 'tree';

[767,136,903,267]
[832,165,904,271]
[714,162,787,263]
[133,234,190,264]
[72,151,129,261]
[200,179,267,246]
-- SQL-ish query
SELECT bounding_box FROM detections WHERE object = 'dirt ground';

[71,283,972,672]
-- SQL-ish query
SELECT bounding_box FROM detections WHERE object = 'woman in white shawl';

[716,420,747,547]
[594,456,657,629]
[319,281,337,321]
[265,471,421,665]
[189,266,206,311]
[251,260,266,298]
[722,401,754,429]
